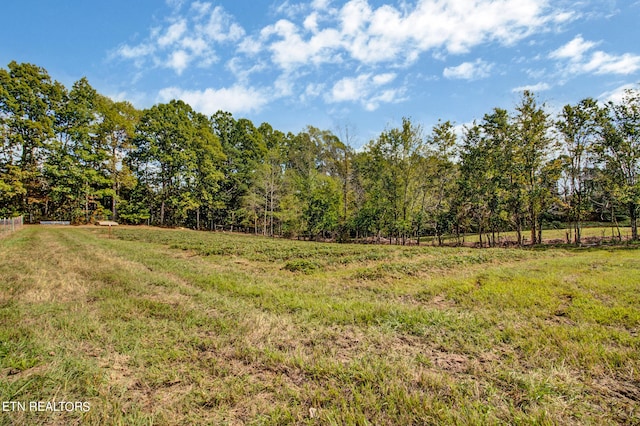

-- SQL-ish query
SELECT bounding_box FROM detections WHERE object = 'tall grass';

[0,226,638,424]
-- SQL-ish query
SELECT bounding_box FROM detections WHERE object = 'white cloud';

[114,3,246,75]
[512,82,551,93]
[226,58,266,83]
[158,85,270,114]
[166,50,190,74]
[258,0,567,72]
[372,73,396,85]
[365,88,404,111]
[116,43,156,60]
[273,1,309,19]
[301,83,325,102]
[329,74,370,102]
[158,20,187,47]
[237,36,263,55]
[311,0,332,10]
[303,12,319,32]
[443,59,493,80]
[599,84,639,104]
[340,0,371,36]
[326,72,404,110]
[261,19,342,71]
[273,73,296,98]
[549,35,597,60]
[111,0,595,113]
[165,0,185,9]
[583,51,640,75]
[190,1,211,15]
[104,89,150,109]
[550,35,640,76]
[180,36,208,55]
[197,6,245,42]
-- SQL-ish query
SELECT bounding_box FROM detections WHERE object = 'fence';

[0,215,24,235]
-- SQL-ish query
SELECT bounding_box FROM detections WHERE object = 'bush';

[283,259,319,274]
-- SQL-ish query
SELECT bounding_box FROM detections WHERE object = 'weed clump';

[283,259,319,274]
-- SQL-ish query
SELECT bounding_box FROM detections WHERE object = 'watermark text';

[2,401,90,413]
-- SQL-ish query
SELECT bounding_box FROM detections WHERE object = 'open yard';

[1,226,639,425]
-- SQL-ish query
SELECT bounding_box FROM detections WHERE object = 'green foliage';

[599,89,640,240]
[283,259,320,273]
[556,98,604,244]
[116,199,150,224]
[1,59,639,244]
[0,61,62,219]
[95,95,139,220]
[132,100,223,227]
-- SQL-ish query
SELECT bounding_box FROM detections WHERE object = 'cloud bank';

[111,1,638,115]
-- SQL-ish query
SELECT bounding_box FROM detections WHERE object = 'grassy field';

[1,226,639,425]
[435,225,633,246]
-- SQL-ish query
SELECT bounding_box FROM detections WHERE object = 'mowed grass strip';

[0,226,638,425]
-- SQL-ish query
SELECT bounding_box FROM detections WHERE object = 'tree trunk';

[630,203,638,241]
[537,216,542,245]
[263,202,268,236]
[575,190,582,244]
[160,179,166,226]
[111,145,118,221]
[269,188,274,237]
[112,193,117,221]
[85,183,89,223]
[530,205,537,245]
[612,205,621,241]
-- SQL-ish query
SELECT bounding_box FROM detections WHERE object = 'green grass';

[1,226,639,424]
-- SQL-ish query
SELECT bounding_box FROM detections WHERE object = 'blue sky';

[2,0,639,147]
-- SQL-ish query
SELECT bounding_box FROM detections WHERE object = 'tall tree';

[457,123,492,246]
[211,111,266,231]
[597,88,640,240]
[481,108,513,245]
[191,111,225,229]
[556,98,603,244]
[257,122,286,236]
[366,118,423,244]
[324,132,353,240]
[282,126,341,239]
[0,61,63,220]
[513,91,554,244]
[46,77,108,222]
[96,95,139,220]
[421,120,457,245]
[133,100,222,226]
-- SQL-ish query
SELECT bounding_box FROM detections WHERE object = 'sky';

[1,0,640,147]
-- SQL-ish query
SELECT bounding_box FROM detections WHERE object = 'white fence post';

[0,215,23,235]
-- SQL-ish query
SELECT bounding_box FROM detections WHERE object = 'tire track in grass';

[42,228,336,423]
[2,228,233,424]
[81,229,497,422]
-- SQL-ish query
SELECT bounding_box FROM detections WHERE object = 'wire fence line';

[1,216,23,235]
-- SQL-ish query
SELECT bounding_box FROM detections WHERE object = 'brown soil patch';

[594,377,640,402]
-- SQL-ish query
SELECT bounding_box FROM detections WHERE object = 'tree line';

[1,61,639,244]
